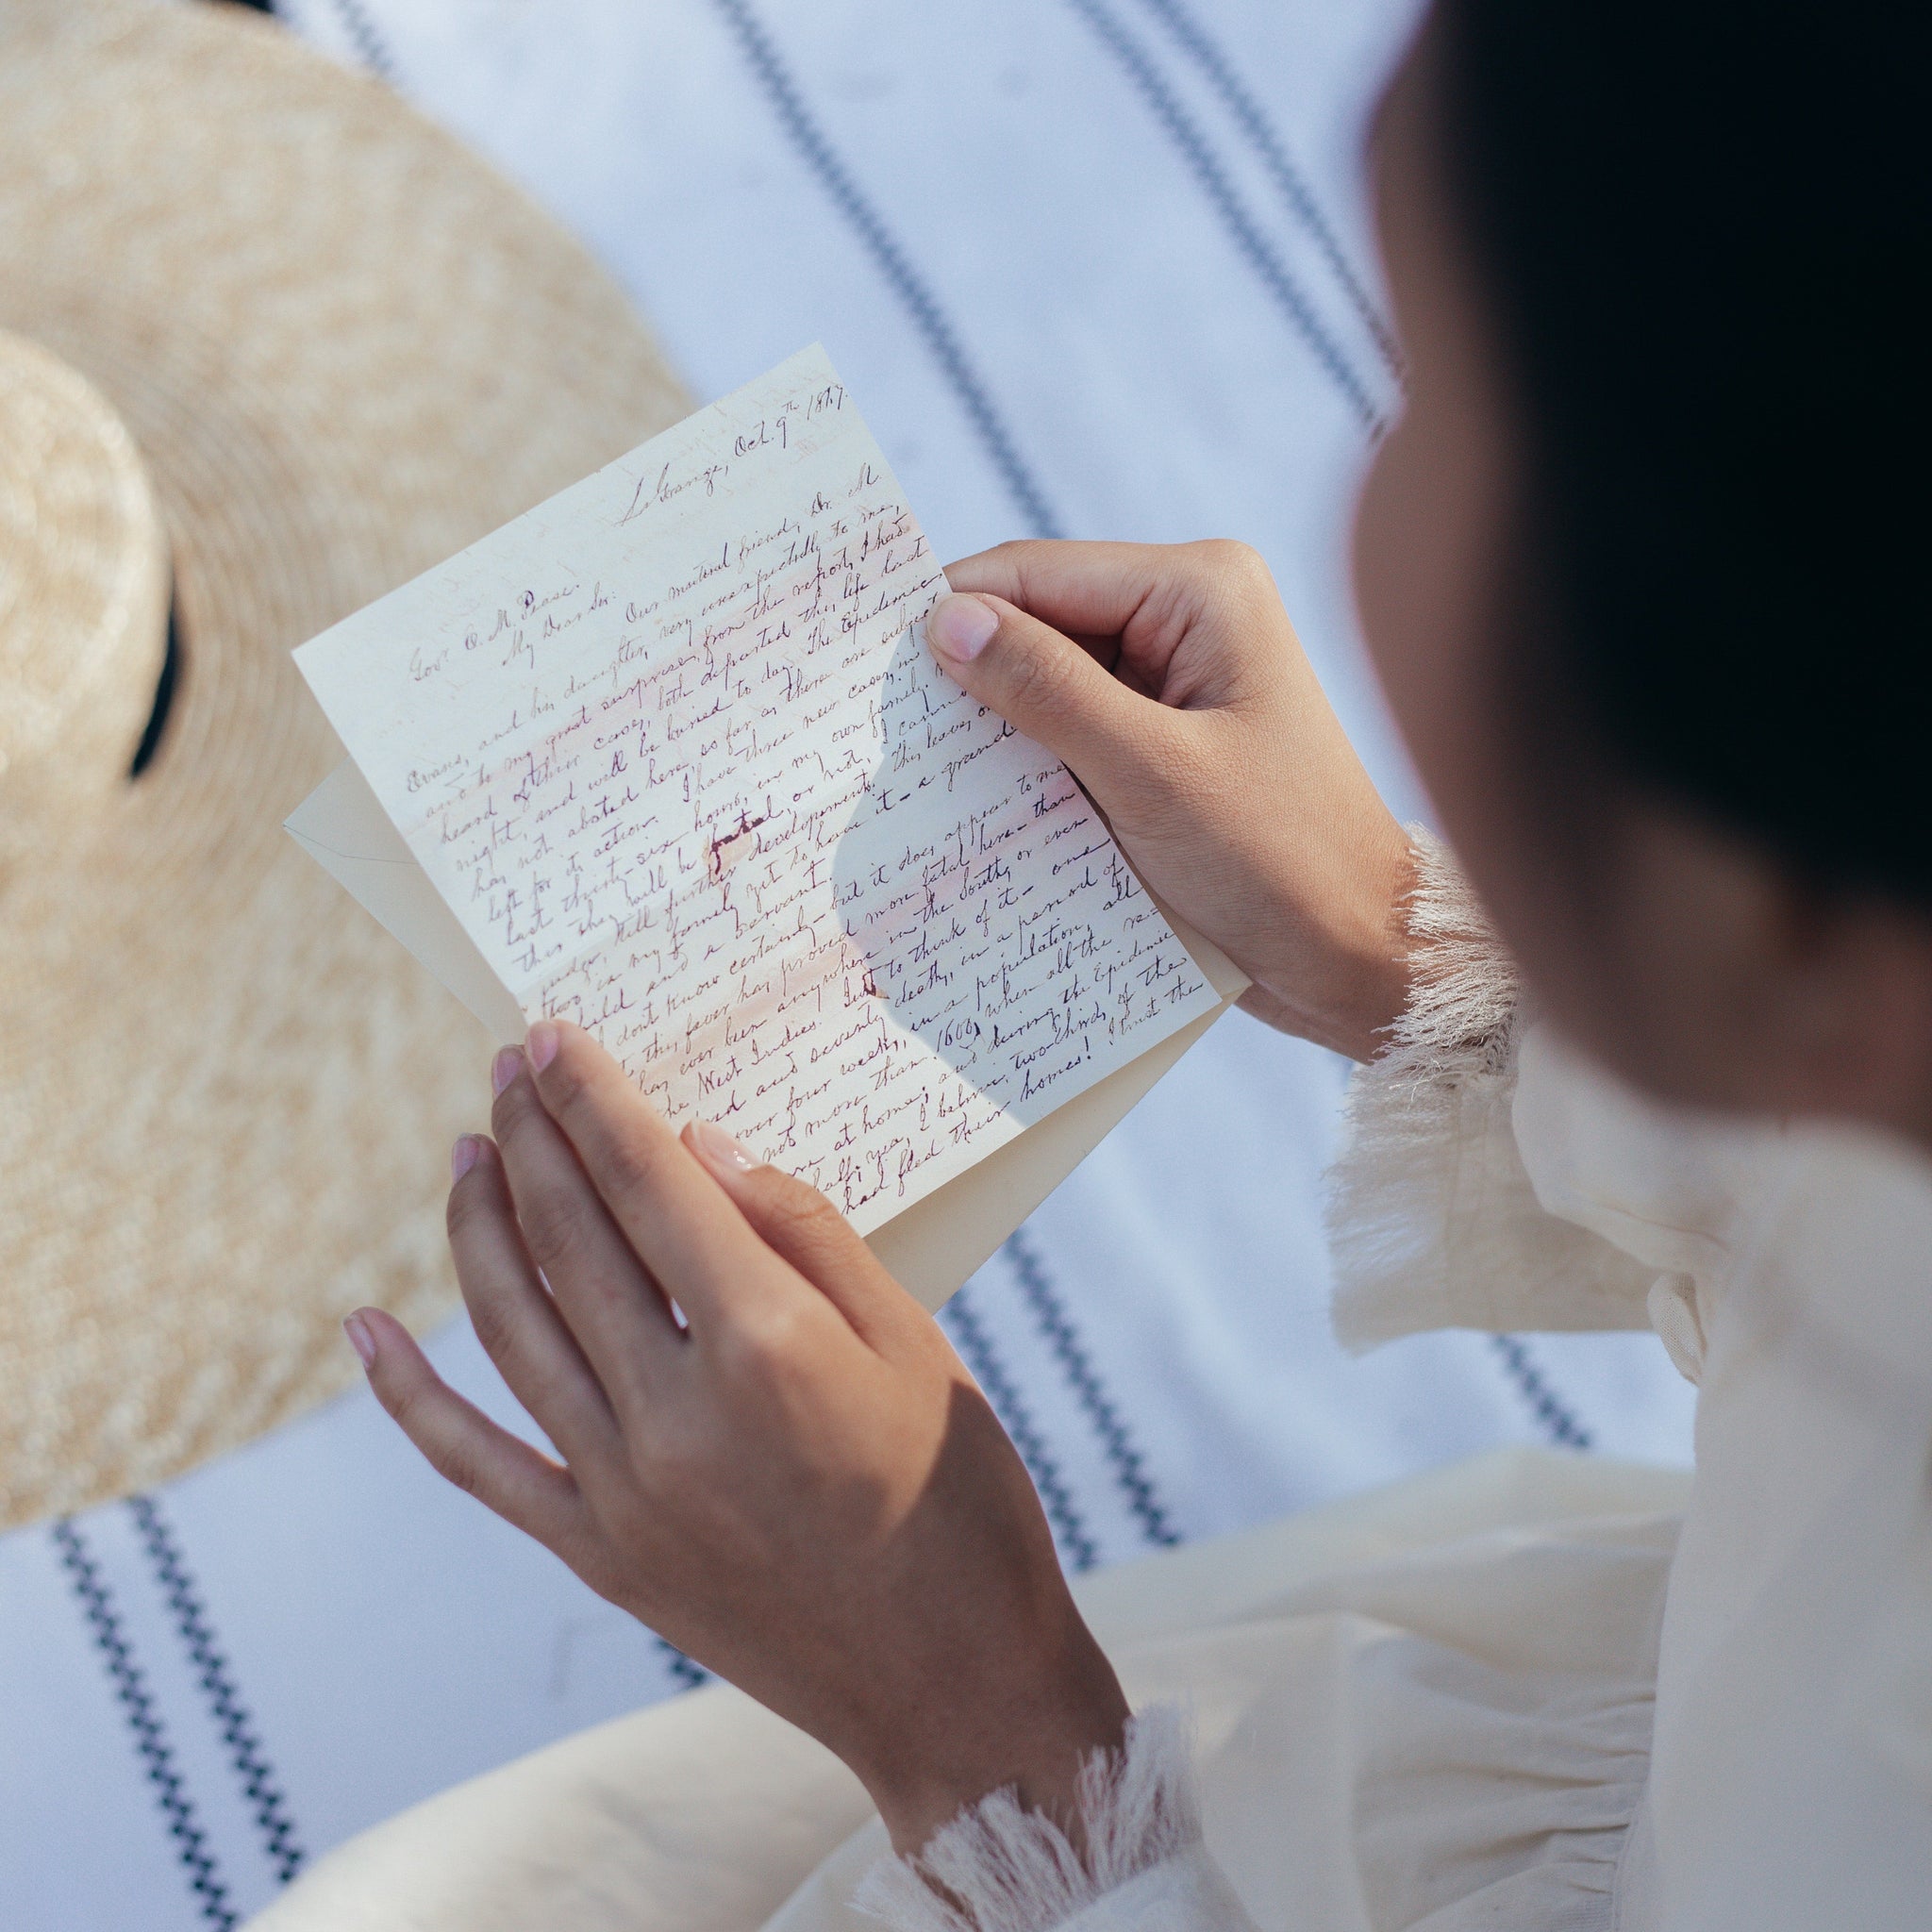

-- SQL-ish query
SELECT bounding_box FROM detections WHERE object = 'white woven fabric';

[0,8,1696,1928]
[236,1451,1692,1932]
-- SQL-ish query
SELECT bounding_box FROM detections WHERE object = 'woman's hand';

[928,540,1414,1060]
[345,1019,1127,1853]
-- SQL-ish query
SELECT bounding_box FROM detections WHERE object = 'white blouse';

[851,835,1932,1932]
[248,842,1932,1931]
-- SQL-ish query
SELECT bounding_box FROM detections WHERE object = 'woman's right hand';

[926,540,1414,1061]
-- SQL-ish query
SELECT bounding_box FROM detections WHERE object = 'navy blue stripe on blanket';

[942,1287,1102,1572]
[310,0,1066,539]
[126,1496,307,1886]
[708,0,1066,540]
[656,1635,712,1690]
[285,0,1597,1544]
[1063,0,1388,438]
[52,1516,238,1929]
[1126,0,1405,382]
[238,3,398,82]
[322,0,397,80]
[1003,1230,1180,1549]
[1490,1335,1594,1450]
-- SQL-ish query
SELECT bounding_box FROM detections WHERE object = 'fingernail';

[688,1116,759,1174]
[526,1020,560,1074]
[924,593,998,664]
[451,1134,480,1182]
[491,1046,522,1096]
[343,1312,377,1370]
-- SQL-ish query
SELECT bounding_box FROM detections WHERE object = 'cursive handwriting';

[298,348,1217,1230]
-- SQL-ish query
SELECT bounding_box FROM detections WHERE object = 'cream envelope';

[288,759,1247,1311]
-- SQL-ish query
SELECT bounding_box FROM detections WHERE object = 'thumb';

[924,591,1151,791]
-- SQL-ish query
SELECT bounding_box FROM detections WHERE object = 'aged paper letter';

[296,347,1220,1230]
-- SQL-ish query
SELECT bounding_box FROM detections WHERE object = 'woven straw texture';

[0,333,170,874]
[0,0,687,1528]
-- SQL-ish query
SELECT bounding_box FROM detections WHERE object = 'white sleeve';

[852,1707,1258,1932]
[1324,828,1657,1349]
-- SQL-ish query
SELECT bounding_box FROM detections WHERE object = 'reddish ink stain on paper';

[707,813,766,884]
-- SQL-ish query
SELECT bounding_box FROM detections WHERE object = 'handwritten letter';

[297,348,1219,1230]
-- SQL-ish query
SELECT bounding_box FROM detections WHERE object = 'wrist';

[858,1645,1130,1855]
[1243,826,1421,1061]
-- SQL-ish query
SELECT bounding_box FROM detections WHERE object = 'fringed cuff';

[1324,826,1527,1349]
[1364,824,1523,1089]
[853,1707,1248,1932]
[1324,827,1657,1347]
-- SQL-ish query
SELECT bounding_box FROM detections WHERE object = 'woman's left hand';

[345,1018,1127,1852]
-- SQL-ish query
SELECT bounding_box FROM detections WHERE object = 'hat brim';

[0,0,687,1526]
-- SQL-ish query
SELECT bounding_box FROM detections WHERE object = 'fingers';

[518,1024,775,1328]
[943,538,1286,709]
[681,1119,909,1347]
[943,539,1201,641]
[488,1053,684,1410]
[445,1134,625,1470]
[924,589,1158,794]
[346,1307,592,1558]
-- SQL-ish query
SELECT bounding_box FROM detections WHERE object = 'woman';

[325,3,1931,1926]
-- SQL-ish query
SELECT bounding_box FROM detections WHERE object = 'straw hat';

[0,0,687,1528]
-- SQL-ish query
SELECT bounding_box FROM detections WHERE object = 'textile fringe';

[1324,826,1523,1342]
[853,1706,1198,1931]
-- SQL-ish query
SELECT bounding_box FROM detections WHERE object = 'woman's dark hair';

[1437,2,1927,902]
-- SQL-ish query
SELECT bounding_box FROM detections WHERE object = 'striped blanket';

[0,4,1694,1925]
